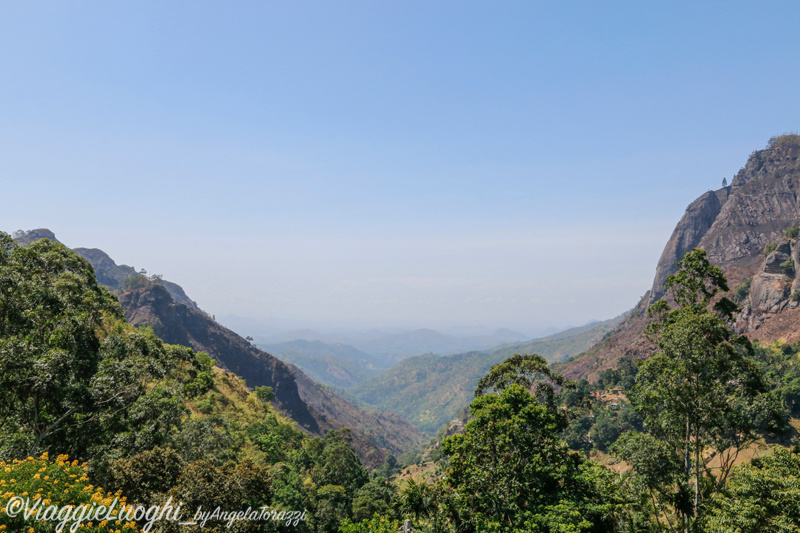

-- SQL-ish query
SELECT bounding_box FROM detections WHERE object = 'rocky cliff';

[117,282,320,431]
[563,134,800,379]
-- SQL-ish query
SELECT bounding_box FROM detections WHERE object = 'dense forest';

[2,236,800,532]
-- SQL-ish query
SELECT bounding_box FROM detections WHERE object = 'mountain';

[348,316,623,434]
[259,339,384,389]
[12,230,425,464]
[562,134,800,380]
[347,328,530,360]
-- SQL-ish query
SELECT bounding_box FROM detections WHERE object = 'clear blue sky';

[3,1,799,334]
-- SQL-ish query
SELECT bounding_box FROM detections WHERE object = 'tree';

[256,385,276,403]
[626,249,783,531]
[722,177,727,187]
[0,234,114,456]
[0,233,195,465]
[438,355,618,532]
[703,447,800,532]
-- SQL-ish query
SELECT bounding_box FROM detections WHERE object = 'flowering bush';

[0,453,140,532]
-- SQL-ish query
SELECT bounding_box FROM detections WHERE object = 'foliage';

[631,248,784,529]
[438,380,617,532]
[733,277,752,304]
[351,477,395,522]
[255,386,275,403]
[781,259,795,277]
[0,453,141,532]
[786,227,800,239]
[767,132,800,150]
[338,514,401,533]
[753,340,800,418]
[0,234,196,463]
[703,447,800,532]
[765,242,778,256]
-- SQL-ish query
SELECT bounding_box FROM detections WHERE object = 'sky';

[2,1,800,335]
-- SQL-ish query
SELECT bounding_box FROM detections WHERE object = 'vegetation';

[781,259,796,277]
[4,234,800,532]
[733,277,752,304]
[620,249,783,531]
[349,317,622,434]
[786,226,800,239]
[767,132,800,150]
[0,233,402,532]
[765,242,778,256]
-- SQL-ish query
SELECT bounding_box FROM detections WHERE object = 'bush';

[733,278,752,304]
[765,243,778,256]
[255,386,275,403]
[781,259,795,277]
[0,453,141,532]
[787,227,800,239]
[792,291,800,302]
[339,514,402,533]
[767,132,800,150]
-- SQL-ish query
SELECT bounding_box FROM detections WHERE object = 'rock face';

[651,138,800,302]
[563,135,800,380]
[72,247,201,310]
[650,189,730,303]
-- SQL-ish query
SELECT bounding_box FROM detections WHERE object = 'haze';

[3,2,800,335]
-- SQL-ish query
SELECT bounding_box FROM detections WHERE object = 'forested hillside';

[349,316,623,434]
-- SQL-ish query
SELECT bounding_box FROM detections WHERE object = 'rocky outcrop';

[565,135,800,380]
[651,140,800,302]
[650,189,729,302]
[72,247,200,310]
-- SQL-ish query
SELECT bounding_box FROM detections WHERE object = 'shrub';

[792,291,800,302]
[255,386,275,403]
[0,453,140,532]
[767,132,800,150]
[765,243,778,256]
[339,514,402,533]
[781,259,795,277]
[733,278,752,304]
[787,227,800,239]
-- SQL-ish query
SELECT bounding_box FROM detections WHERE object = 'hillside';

[11,229,424,464]
[349,316,623,434]
[117,280,425,464]
[260,339,384,388]
[563,134,800,380]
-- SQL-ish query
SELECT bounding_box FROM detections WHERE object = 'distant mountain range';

[259,339,384,389]
[257,326,530,362]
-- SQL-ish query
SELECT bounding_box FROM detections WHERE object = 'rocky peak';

[650,135,800,302]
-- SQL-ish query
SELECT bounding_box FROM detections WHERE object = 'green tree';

[703,447,800,532]
[628,249,783,531]
[0,234,118,456]
[439,364,617,532]
[351,476,395,522]
[256,385,276,403]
